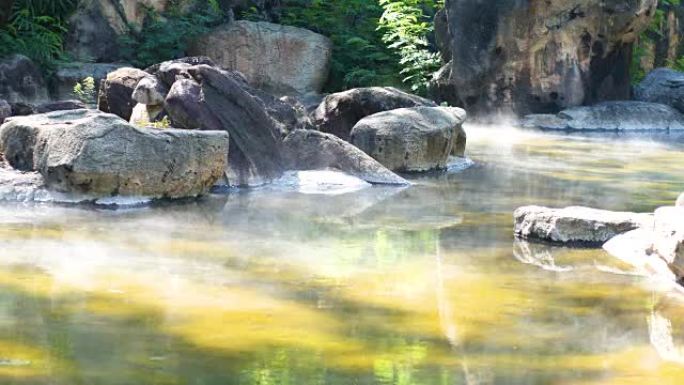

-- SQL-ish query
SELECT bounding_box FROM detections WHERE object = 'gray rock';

[189,21,332,94]
[0,162,50,203]
[514,205,653,245]
[521,102,684,131]
[98,67,151,121]
[652,206,684,277]
[635,68,684,114]
[0,100,10,124]
[146,57,216,87]
[0,109,228,198]
[433,0,657,116]
[0,55,48,104]
[164,78,215,130]
[53,62,129,102]
[36,100,87,113]
[350,107,467,172]
[283,129,408,185]
[312,87,437,141]
[129,103,165,125]
[132,76,168,106]
[9,103,35,116]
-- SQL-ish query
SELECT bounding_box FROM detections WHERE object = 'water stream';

[2,125,684,384]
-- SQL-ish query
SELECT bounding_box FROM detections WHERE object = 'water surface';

[2,125,684,385]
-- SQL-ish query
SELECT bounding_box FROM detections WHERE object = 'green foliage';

[0,0,77,71]
[631,0,683,83]
[378,0,442,95]
[119,1,226,69]
[73,76,96,105]
[268,0,402,91]
[136,116,171,129]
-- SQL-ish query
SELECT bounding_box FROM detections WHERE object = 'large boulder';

[312,87,437,141]
[0,55,48,104]
[282,130,408,185]
[53,62,129,102]
[514,206,653,246]
[521,102,684,131]
[635,68,684,114]
[350,107,467,172]
[0,109,228,198]
[0,100,10,124]
[432,0,658,116]
[188,20,332,94]
[132,76,168,106]
[98,67,151,120]
[36,100,87,113]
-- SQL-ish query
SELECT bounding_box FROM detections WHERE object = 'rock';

[164,78,214,130]
[350,107,467,172]
[53,62,129,102]
[283,129,408,185]
[36,100,87,113]
[188,20,332,94]
[98,67,151,121]
[9,103,36,116]
[312,87,437,141]
[652,207,684,277]
[146,57,216,87]
[603,229,677,281]
[433,0,658,116]
[129,103,165,125]
[0,100,10,124]
[514,205,653,245]
[452,124,467,157]
[635,68,684,114]
[521,102,684,131]
[0,163,50,203]
[0,55,48,104]
[185,65,286,184]
[677,193,684,207]
[0,109,228,198]
[132,76,168,106]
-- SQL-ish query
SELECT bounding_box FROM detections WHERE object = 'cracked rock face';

[432,0,658,117]
[0,109,229,199]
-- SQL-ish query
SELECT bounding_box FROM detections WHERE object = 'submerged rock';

[350,107,467,172]
[312,87,437,141]
[0,109,228,199]
[97,67,151,121]
[635,68,684,114]
[514,206,653,245]
[282,129,408,185]
[189,20,332,94]
[522,102,684,131]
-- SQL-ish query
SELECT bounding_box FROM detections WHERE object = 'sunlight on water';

[1,126,684,384]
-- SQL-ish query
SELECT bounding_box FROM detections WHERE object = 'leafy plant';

[73,76,96,105]
[119,0,226,68]
[269,0,402,91]
[378,0,443,95]
[0,0,77,71]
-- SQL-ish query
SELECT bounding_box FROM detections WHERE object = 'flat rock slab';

[522,101,684,131]
[0,109,229,199]
[514,205,653,245]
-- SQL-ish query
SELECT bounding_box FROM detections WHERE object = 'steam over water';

[2,125,684,384]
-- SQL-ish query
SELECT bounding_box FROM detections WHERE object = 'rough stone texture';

[433,0,658,117]
[129,103,165,125]
[0,55,48,104]
[521,102,684,131]
[350,107,467,172]
[146,57,216,87]
[186,65,286,184]
[36,100,87,113]
[164,78,213,130]
[0,162,50,203]
[132,76,168,106]
[53,62,129,102]
[652,206,684,277]
[0,99,10,124]
[189,21,332,94]
[514,205,653,245]
[312,87,437,141]
[283,129,408,185]
[0,109,228,198]
[98,67,151,121]
[634,68,684,114]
